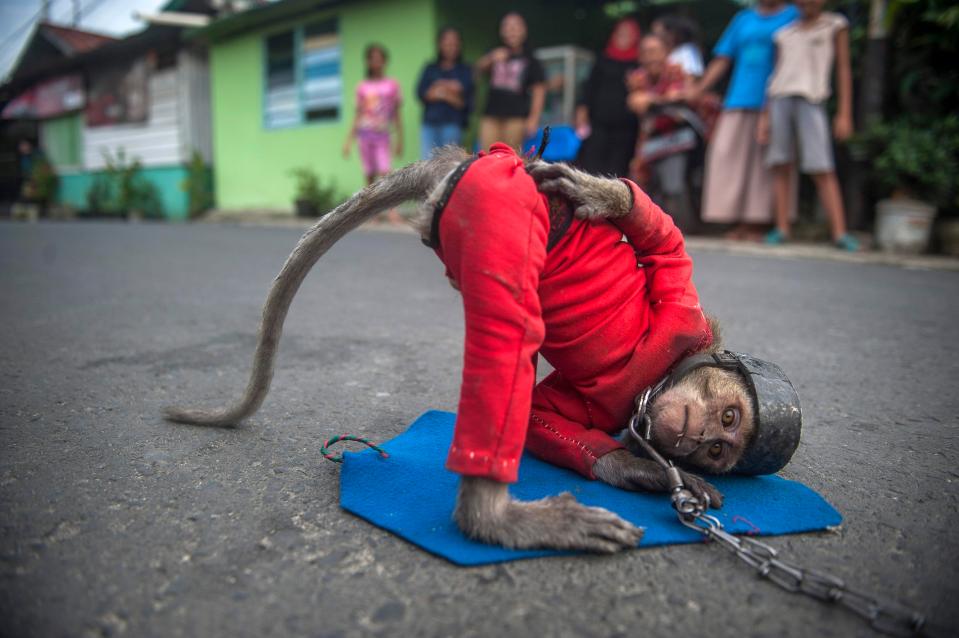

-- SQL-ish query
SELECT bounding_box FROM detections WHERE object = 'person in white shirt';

[652,14,704,78]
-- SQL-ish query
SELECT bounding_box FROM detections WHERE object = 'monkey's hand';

[455,476,643,553]
[593,449,723,509]
[527,161,632,220]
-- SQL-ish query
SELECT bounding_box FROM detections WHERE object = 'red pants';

[435,144,711,483]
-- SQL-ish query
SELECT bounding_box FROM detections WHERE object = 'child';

[475,12,546,152]
[343,44,403,187]
[759,0,858,250]
[416,27,473,158]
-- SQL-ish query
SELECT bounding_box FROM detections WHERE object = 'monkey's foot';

[458,491,644,554]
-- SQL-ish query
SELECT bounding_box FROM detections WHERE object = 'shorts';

[357,130,391,176]
[766,96,834,174]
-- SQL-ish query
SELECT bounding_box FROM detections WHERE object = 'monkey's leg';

[455,477,643,553]
[527,161,633,220]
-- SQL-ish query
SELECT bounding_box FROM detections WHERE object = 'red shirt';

[435,144,711,482]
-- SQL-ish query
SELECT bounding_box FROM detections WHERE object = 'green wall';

[59,164,192,220]
[210,0,436,212]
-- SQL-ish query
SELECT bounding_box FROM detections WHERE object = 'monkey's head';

[640,349,802,476]
[646,367,756,474]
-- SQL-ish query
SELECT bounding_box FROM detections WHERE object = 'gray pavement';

[1,221,957,638]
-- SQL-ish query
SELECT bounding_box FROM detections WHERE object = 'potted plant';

[289,167,339,218]
[856,116,959,253]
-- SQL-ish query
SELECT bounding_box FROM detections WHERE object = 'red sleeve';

[614,179,700,307]
[525,372,625,479]
[613,179,713,355]
[440,148,550,483]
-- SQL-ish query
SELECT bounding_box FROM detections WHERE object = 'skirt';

[701,110,795,224]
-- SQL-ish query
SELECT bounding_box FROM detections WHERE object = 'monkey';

[166,144,762,554]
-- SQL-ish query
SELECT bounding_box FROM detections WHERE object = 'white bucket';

[875,198,937,254]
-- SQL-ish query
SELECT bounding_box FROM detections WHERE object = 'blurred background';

[0,0,957,255]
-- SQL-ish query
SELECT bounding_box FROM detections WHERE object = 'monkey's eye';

[708,442,724,459]
[721,407,738,428]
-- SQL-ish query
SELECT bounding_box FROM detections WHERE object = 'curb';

[199,213,959,272]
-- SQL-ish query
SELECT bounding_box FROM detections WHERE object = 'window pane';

[265,31,297,128]
[302,20,340,121]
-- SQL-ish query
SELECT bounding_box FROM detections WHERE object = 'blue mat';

[340,410,842,566]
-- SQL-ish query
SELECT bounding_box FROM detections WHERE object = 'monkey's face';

[646,367,756,474]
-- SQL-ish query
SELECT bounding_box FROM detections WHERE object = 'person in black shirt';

[475,12,546,152]
[416,27,474,159]
[574,18,641,177]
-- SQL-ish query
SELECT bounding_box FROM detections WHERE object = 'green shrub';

[84,148,163,218]
[289,166,341,217]
[180,150,212,219]
[854,116,959,211]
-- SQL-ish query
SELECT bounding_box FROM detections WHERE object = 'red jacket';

[434,144,711,483]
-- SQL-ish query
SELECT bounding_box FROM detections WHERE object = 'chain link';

[679,504,928,636]
[626,411,942,637]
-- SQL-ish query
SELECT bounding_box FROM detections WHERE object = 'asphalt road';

[1,221,957,638]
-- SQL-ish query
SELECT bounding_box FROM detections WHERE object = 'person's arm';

[442,79,466,110]
[833,24,853,141]
[475,47,508,75]
[416,66,433,104]
[461,67,474,116]
[392,98,403,157]
[688,56,731,102]
[342,88,359,158]
[688,11,739,101]
[627,89,656,116]
[525,83,546,137]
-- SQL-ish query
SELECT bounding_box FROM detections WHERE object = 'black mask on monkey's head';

[639,351,802,475]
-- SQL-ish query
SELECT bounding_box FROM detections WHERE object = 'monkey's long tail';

[164,150,465,427]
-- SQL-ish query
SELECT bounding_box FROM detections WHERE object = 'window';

[40,113,81,170]
[264,20,341,128]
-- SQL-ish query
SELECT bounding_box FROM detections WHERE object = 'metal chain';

[627,411,939,637]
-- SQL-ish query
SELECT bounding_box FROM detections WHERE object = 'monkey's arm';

[593,450,723,508]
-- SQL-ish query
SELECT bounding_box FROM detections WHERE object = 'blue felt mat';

[340,410,842,566]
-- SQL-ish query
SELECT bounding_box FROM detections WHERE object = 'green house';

[199,0,740,214]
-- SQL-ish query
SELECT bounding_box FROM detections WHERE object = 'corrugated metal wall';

[82,68,183,170]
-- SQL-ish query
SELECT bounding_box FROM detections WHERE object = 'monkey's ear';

[704,312,723,352]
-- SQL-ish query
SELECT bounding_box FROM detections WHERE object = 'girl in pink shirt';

[343,44,404,186]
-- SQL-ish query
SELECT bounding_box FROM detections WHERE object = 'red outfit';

[434,143,711,483]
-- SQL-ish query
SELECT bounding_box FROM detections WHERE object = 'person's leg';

[438,123,463,147]
[500,118,527,154]
[655,153,693,232]
[701,112,748,231]
[795,100,854,247]
[811,172,850,240]
[478,117,500,151]
[764,97,796,241]
[357,131,377,185]
[421,123,438,160]
[740,110,788,239]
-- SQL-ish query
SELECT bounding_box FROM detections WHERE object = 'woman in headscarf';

[574,18,641,177]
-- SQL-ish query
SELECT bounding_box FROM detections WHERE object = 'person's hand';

[756,112,770,145]
[342,139,352,159]
[525,117,540,139]
[683,83,703,104]
[627,91,653,115]
[833,113,853,142]
[425,82,443,102]
[491,47,510,63]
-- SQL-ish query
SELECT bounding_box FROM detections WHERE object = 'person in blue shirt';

[416,27,474,159]
[687,0,799,239]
